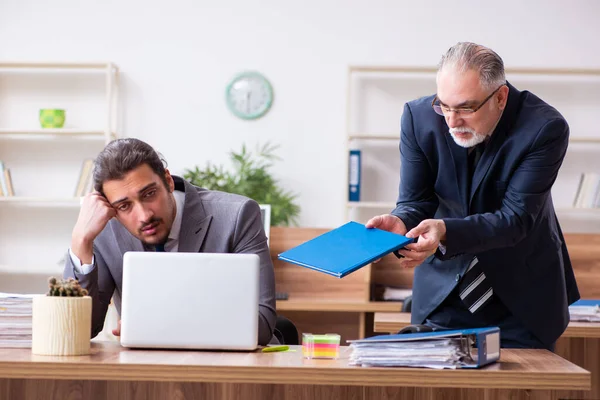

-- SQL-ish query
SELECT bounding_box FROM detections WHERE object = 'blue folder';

[349,327,501,368]
[277,221,416,278]
[571,299,600,306]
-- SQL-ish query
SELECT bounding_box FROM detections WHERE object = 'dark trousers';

[424,286,553,351]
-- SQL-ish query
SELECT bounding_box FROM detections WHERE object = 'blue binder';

[571,299,600,306]
[277,221,415,278]
[348,150,361,201]
[349,327,500,368]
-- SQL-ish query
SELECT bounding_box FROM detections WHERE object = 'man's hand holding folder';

[367,214,446,269]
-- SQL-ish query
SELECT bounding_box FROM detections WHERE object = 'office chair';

[274,315,299,345]
[402,295,413,313]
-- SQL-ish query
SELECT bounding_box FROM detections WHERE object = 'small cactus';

[47,277,88,297]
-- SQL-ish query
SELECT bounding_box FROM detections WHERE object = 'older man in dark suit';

[368,42,579,350]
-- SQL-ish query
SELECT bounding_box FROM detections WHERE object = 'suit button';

[455,274,460,282]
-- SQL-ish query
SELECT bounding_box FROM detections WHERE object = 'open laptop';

[120,252,260,350]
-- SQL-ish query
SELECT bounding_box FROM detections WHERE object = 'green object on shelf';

[39,109,65,128]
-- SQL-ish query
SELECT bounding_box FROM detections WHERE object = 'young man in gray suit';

[64,138,277,345]
[367,42,579,350]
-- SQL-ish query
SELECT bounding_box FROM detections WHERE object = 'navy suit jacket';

[391,82,580,346]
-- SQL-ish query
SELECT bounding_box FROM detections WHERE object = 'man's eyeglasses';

[431,84,505,118]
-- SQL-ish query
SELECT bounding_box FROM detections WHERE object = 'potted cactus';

[32,277,92,356]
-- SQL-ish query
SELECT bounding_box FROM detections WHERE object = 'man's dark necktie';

[154,243,166,252]
[458,142,494,314]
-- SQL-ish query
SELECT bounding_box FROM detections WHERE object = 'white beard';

[449,127,487,148]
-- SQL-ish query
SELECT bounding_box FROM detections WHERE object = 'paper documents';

[569,299,600,322]
[0,292,35,348]
[348,327,500,369]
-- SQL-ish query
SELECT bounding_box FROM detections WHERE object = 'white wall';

[1,0,599,229]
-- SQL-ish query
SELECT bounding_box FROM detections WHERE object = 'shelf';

[0,62,117,71]
[347,201,394,209]
[0,197,81,207]
[569,137,600,144]
[0,264,63,275]
[276,299,403,312]
[557,208,600,215]
[349,134,399,141]
[350,65,600,77]
[0,128,115,140]
[348,133,600,144]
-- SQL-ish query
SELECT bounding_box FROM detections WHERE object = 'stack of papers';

[382,287,413,301]
[348,327,500,369]
[0,293,35,348]
[349,338,472,369]
[569,300,600,322]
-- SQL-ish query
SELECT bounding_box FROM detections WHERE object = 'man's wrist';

[437,219,447,241]
[71,236,94,265]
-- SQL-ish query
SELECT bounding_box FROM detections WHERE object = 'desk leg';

[555,336,600,399]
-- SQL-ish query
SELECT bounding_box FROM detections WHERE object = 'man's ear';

[164,169,175,192]
[497,85,509,111]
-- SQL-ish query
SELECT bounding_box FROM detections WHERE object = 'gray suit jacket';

[64,176,277,345]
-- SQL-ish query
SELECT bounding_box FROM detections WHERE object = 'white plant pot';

[32,296,92,356]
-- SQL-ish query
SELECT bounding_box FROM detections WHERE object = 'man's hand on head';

[71,191,116,264]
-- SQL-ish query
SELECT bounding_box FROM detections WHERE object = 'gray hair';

[437,42,506,89]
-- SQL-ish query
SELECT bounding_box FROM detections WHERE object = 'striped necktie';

[459,143,493,314]
[458,257,494,314]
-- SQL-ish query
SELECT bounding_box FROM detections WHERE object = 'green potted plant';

[184,142,300,226]
[32,277,92,356]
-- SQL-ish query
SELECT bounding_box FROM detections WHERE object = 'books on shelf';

[372,284,413,301]
[573,172,600,208]
[569,299,600,322]
[348,149,361,201]
[0,161,15,196]
[0,292,35,348]
[348,327,500,369]
[74,158,94,197]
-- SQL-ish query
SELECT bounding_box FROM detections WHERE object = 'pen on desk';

[261,345,289,353]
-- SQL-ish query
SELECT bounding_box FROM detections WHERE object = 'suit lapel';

[469,82,520,206]
[176,177,213,253]
[469,127,506,203]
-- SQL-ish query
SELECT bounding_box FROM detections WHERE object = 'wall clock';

[225,71,273,120]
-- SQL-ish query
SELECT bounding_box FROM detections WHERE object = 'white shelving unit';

[345,66,600,233]
[0,62,119,279]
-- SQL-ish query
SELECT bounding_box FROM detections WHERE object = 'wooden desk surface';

[373,312,600,338]
[0,342,590,391]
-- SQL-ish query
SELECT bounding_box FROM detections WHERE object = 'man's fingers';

[397,248,433,261]
[112,320,121,336]
[400,260,421,269]
[406,239,435,252]
[365,215,382,229]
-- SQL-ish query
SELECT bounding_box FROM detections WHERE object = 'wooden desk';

[0,341,590,400]
[373,312,600,399]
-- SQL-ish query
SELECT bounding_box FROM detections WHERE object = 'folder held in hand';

[277,221,416,278]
